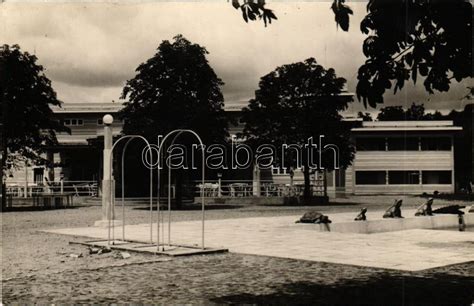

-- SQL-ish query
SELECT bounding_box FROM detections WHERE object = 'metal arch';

[107,135,154,245]
[167,130,188,249]
[156,130,186,251]
[156,129,206,250]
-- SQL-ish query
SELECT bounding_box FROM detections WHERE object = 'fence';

[5,180,98,198]
[191,180,327,198]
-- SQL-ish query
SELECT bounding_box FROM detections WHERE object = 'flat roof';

[52,102,123,114]
[352,121,462,132]
[52,102,247,113]
[53,93,354,114]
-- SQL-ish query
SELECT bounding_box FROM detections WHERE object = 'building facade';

[6,102,468,197]
[345,121,461,195]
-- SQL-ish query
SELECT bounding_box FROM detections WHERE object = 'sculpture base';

[94,219,124,228]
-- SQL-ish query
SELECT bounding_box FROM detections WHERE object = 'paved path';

[44,212,474,272]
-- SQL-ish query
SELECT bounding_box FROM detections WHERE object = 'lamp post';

[95,114,115,227]
[217,172,222,198]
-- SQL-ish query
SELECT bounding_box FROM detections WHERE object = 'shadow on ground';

[132,204,244,211]
[1,206,80,213]
[210,272,474,305]
[262,201,361,207]
[418,193,474,202]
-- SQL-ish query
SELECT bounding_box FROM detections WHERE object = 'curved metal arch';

[107,135,154,245]
[156,129,206,250]
[156,130,186,251]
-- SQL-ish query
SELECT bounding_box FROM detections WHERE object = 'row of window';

[356,137,451,151]
[60,118,113,126]
[61,119,84,126]
[355,170,452,185]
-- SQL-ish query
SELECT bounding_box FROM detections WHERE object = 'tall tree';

[231,0,472,107]
[241,58,355,202]
[0,44,69,207]
[120,35,229,205]
[120,35,228,143]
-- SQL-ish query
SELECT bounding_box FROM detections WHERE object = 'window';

[388,171,420,184]
[355,171,386,185]
[271,166,287,175]
[422,171,452,184]
[62,118,84,126]
[387,138,418,151]
[97,118,103,125]
[356,138,385,151]
[420,137,451,151]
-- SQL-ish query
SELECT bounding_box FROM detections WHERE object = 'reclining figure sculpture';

[383,199,403,218]
[296,211,332,224]
[415,198,434,216]
[432,205,466,215]
[354,207,367,221]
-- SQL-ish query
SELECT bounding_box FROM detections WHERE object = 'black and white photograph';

[1,0,473,304]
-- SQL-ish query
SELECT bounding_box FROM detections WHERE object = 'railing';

[5,180,98,198]
[192,180,326,198]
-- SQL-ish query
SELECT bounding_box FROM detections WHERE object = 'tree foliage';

[231,0,277,26]
[232,0,472,108]
[376,103,444,121]
[357,0,472,107]
[241,58,355,198]
[357,112,373,121]
[231,0,351,30]
[120,35,228,144]
[0,44,68,172]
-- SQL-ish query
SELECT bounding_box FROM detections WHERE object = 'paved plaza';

[45,209,474,272]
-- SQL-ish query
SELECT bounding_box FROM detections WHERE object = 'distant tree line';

[358,102,468,122]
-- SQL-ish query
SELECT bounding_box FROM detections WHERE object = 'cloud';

[1,1,472,112]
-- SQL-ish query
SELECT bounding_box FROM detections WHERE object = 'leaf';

[419,62,428,76]
[331,0,353,31]
[412,63,418,84]
[248,1,260,13]
[232,0,240,9]
[264,9,277,20]
[241,6,248,23]
[405,52,413,66]
[248,10,257,21]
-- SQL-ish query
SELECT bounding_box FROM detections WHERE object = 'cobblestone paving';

[2,199,474,304]
[3,253,473,304]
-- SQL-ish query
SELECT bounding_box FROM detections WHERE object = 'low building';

[6,102,468,198]
[6,102,123,187]
[345,121,462,195]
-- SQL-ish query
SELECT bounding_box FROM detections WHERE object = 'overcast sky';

[2,1,472,114]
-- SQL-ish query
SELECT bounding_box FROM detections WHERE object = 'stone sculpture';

[296,211,332,224]
[415,198,434,216]
[383,199,403,218]
[354,207,367,221]
[432,205,465,215]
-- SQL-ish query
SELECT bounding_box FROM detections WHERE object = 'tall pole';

[24,160,28,198]
[94,114,115,227]
[102,114,114,221]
